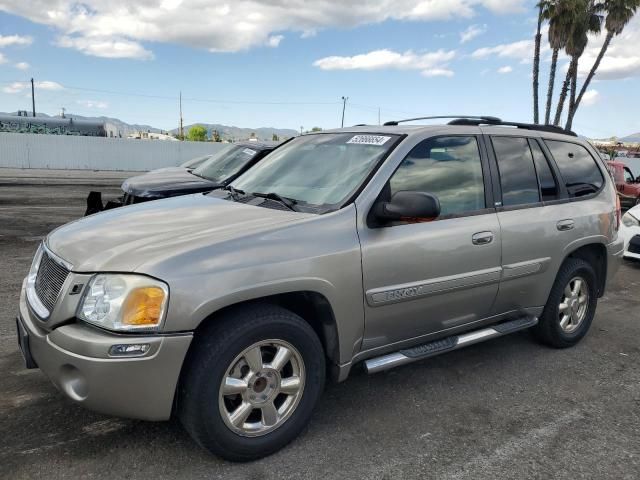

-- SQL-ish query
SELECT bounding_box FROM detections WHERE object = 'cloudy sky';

[0,0,638,137]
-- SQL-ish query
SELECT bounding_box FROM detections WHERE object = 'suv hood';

[47,194,309,272]
[122,170,218,198]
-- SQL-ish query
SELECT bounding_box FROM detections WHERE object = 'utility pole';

[378,107,381,125]
[341,96,348,127]
[300,126,303,135]
[179,91,184,140]
[31,78,36,117]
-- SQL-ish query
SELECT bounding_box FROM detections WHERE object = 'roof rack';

[447,118,577,136]
[381,115,577,136]
[383,115,500,126]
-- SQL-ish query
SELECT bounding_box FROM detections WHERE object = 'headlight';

[25,244,48,318]
[622,212,640,228]
[77,274,169,332]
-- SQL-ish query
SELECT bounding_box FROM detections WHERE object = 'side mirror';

[374,191,441,222]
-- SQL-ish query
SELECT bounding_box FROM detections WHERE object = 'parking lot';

[1,167,640,480]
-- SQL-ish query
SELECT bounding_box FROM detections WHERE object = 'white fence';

[0,132,229,171]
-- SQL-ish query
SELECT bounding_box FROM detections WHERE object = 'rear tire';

[178,303,325,462]
[533,258,598,348]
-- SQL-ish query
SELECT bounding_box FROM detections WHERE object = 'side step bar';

[364,316,538,374]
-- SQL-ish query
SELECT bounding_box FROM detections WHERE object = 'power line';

[0,80,342,106]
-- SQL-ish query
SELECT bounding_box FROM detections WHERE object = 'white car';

[621,205,640,260]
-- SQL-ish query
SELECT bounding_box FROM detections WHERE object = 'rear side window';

[530,140,559,201]
[545,140,604,198]
[492,137,540,206]
[389,136,485,216]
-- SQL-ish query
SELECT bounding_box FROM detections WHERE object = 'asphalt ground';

[1,168,639,479]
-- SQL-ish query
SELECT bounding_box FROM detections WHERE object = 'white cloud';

[498,65,513,74]
[0,52,6,64]
[578,16,640,80]
[313,49,456,78]
[2,80,63,94]
[266,35,283,48]
[0,0,527,58]
[14,61,30,70]
[581,89,599,106]
[77,99,109,109]
[472,39,533,60]
[56,36,154,60]
[421,68,454,77]
[460,24,487,43]
[0,34,33,47]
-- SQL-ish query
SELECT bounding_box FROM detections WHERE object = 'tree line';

[532,0,639,131]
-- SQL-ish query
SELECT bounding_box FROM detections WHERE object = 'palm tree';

[533,2,546,124]
[567,0,640,127]
[554,0,603,128]
[543,0,574,125]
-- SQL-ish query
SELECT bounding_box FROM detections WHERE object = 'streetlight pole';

[31,78,36,117]
[341,96,348,127]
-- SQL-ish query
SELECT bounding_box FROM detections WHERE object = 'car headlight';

[77,274,169,332]
[622,212,640,228]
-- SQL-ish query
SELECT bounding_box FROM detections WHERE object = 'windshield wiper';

[251,191,298,211]
[223,185,245,201]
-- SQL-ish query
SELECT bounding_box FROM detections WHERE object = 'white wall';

[0,132,229,171]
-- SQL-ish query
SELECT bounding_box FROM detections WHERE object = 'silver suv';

[16,117,624,461]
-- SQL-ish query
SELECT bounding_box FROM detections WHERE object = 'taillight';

[615,195,621,231]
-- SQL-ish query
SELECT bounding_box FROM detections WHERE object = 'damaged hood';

[46,194,309,272]
[121,170,219,198]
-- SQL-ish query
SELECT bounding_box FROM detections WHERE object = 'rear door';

[488,135,573,315]
[487,134,604,315]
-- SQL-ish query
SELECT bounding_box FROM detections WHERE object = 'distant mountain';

[1,111,298,141]
[171,123,298,141]
[620,133,640,143]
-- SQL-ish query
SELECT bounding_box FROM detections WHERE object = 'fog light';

[109,343,150,357]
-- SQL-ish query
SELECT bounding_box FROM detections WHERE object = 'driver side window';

[388,136,485,217]
[624,168,634,183]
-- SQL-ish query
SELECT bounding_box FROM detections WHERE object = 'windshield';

[193,145,261,183]
[180,155,212,169]
[231,133,399,211]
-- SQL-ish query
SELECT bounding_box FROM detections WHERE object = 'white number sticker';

[242,148,257,156]
[346,135,391,146]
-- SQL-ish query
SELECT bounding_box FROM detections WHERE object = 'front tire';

[533,258,598,348]
[178,303,325,462]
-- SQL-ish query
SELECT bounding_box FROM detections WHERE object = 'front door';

[357,135,502,351]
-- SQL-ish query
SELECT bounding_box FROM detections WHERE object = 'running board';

[364,316,538,374]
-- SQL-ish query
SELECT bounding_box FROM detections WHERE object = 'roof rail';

[447,118,577,136]
[383,115,501,126]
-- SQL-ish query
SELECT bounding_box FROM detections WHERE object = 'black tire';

[533,258,598,348]
[178,303,325,462]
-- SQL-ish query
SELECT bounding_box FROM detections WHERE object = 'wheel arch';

[190,291,341,375]
[563,241,608,297]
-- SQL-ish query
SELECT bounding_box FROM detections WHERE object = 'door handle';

[556,219,575,231]
[472,231,494,245]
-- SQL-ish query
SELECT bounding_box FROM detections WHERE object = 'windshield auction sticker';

[242,148,257,156]
[347,135,392,146]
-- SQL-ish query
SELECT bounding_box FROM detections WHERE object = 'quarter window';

[545,140,604,198]
[388,136,485,217]
[492,137,540,206]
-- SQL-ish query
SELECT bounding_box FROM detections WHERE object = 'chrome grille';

[34,251,70,315]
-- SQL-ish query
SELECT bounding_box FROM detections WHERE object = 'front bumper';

[18,283,193,421]
[620,222,640,260]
